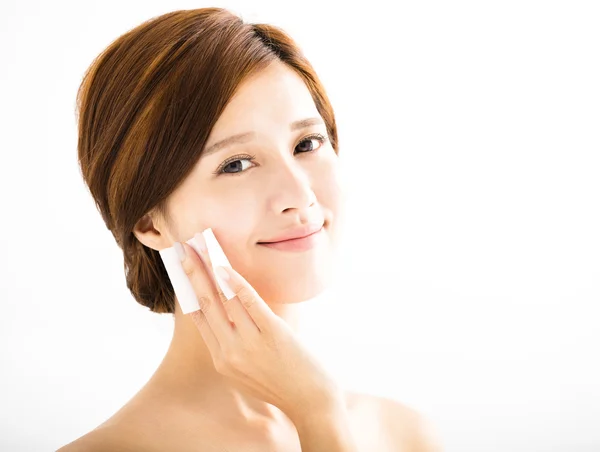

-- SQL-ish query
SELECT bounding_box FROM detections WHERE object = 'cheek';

[205,193,256,230]
[203,193,259,255]
[314,159,344,215]
[313,160,346,250]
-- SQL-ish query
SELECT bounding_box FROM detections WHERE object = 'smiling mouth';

[257,221,326,244]
[259,229,320,244]
[256,221,328,248]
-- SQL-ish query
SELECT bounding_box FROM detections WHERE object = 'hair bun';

[124,236,174,313]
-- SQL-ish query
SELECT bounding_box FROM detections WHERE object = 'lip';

[258,223,324,244]
[257,224,325,252]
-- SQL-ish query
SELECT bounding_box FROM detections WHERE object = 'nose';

[269,158,317,215]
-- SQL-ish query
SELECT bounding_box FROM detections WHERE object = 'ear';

[133,212,171,251]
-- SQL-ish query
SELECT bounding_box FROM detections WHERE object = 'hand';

[177,233,344,421]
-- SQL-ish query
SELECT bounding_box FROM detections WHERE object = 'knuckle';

[220,344,243,366]
[227,352,243,369]
[189,311,205,328]
[215,354,240,375]
[197,295,212,312]
[221,296,234,311]
[237,287,255,310]
[181,260,195,277]
[213,356,226,373]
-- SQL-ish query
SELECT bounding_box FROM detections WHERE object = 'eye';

[216,155,255,175]
[214,133,329,175]
[295,133,328,154]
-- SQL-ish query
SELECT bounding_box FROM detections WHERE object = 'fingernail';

[193,232,208,253]
[215,267,236,300]
[173,242,186,262]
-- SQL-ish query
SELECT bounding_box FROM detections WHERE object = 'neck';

[150,299,305,424]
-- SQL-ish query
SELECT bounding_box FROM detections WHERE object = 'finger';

[214,265,276,333]
[188,232,241,326]
[208,284,236,328]
[187,234,235,324]
[189,309,221,355]
[186,233,221,301]
[193,230,237,302]
[180,242,233,342]
[190,234,259,337]
[222,291,261,338]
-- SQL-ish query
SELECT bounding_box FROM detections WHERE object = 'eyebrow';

[202,117,325,157]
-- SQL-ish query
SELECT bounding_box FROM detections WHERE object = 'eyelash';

[213,133,329,176]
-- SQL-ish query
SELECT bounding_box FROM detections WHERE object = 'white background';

[1,1,599,451]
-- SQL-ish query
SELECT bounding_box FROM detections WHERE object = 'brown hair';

[75,8,338,314]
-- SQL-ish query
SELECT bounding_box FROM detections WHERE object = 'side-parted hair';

[76,8,338,314]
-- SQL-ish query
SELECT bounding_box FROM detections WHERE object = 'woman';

[60,7,441,451]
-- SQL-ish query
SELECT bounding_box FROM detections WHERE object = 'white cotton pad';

[158,228,235,314]
[201,228,236,302]
[158,244,200,314]
[201,228,232,269]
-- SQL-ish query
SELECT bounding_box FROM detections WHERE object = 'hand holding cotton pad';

[158,228,236,314]
[159,228,344,421]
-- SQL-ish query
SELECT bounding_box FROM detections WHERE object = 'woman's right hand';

[175,232,344,422]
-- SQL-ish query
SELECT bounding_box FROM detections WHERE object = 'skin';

[58,60,442,451]
[139,59,346,425]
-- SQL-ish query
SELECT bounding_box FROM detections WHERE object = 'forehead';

[210,61,320,135]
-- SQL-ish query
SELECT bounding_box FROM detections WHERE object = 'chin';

[250,262,333,304]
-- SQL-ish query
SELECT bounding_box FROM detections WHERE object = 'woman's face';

[161,60,345,305]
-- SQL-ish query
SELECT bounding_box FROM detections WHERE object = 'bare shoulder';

[56,400,223,452]
[380,397,443,451]
[56,425,132,452]
[346,391,444,452]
